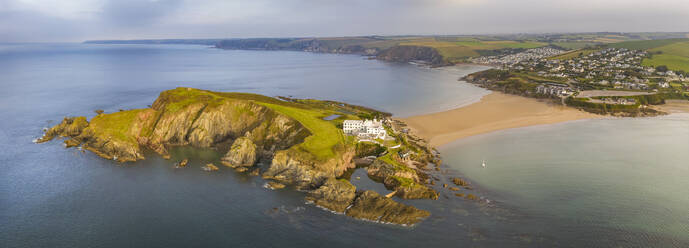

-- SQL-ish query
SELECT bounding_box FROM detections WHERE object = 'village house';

[342,119,387,139]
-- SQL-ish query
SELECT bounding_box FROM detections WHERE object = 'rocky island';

[38,87,443,225]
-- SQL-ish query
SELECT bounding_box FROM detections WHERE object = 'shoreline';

[398,92,601,147]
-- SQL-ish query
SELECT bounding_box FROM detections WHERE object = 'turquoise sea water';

[1,43,688,247]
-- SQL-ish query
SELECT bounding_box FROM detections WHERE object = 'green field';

[553,42,599,50]
[549,49,597,60]
[642,41,689,72]
[89,109,148,145]
[257,102,346,160]
[607,38,689,50]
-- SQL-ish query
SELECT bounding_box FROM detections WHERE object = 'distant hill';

[84,39,223,45]
[84,32,689,69]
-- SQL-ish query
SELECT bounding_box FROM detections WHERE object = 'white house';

[343,119,387,139]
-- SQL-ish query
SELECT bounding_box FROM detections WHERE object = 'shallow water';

[1,43,688,247]
[441,114,689,246]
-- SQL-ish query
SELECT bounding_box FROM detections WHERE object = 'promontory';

[38,87,443,225]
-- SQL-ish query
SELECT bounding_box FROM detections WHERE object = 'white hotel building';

[342,119,387,139]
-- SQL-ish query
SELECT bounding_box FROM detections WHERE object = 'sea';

[1,43,687,247]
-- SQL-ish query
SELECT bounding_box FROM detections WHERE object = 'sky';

[1,0,688,42]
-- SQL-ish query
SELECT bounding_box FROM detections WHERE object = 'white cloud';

[1,0,688,42]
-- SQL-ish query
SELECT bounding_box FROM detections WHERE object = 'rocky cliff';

[39,88,431,225]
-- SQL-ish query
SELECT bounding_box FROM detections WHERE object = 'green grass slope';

[643,41,689,72]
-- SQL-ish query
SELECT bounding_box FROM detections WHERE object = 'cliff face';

[262,145,356,189]
[38,88,431,225]
[376,45,449,67]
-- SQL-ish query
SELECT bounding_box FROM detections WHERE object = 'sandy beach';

[653,100,689,114]
[399,92,600,147]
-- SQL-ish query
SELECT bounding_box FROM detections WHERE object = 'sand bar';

[398,92,600,147]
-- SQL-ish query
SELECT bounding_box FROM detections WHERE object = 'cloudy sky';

[1,0,688,42]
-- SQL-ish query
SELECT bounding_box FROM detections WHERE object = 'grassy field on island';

[256,102,349,160]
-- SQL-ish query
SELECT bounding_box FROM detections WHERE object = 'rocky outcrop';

[305,178,430,225]
[36,117,89,143]
[376,45,449,67]
[262,146,356,189]
[367,160,419,182]
[393,183,439,200]
[452,177,469,186]
[367,160,438,200]
[175,159,188,168]
[221,137,257,169]
[305,178,357,213]
[345,190,430,226]
[202,163,219,171]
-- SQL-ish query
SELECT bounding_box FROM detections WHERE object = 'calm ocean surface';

[1,43,688,247]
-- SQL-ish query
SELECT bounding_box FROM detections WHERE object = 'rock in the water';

[64,138,81,148]
[448,187,460,191]
[452,177,469,187]
[465,194,479,201]
[175,159,189,168]
[266,181,286,190]
[202,163,219,172]
[305,178,357,213]
[345,190,430,226]
[249,168,260,176]
[221,136,257,169]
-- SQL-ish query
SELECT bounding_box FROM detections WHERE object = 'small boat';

[481,160,486,168]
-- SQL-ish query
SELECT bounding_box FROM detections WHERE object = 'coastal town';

[465,45,689,114]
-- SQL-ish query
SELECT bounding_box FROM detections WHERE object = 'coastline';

[398,92,601,147]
